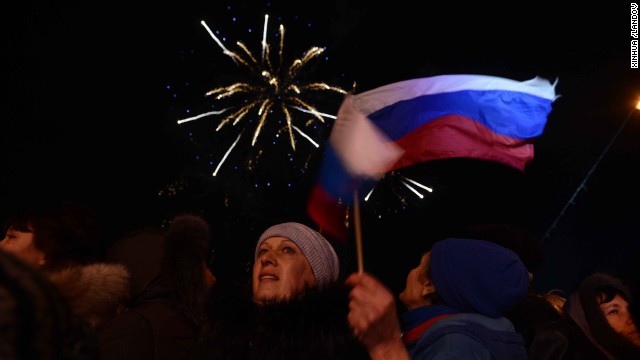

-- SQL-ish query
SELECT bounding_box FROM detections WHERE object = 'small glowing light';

[178,109,230,124]
[292,126,319,147]
[364,186,376,201]
[635,99,640,110]
[213,133,242,176]
[400,179,424,199]
[401,176,433,192]
[291,106,338,119]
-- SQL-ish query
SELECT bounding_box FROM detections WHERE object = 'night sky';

[2,2,639,295]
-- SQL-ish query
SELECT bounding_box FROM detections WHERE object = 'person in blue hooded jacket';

[346,237,530,360]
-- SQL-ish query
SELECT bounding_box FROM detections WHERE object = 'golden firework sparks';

[178,14,347,176]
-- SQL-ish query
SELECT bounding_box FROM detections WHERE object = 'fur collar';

[48,263,130,327]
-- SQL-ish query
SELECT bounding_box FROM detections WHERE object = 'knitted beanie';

[255,222,339,289]
[430,237,529,318]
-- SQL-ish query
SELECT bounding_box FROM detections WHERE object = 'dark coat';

[96,214,211,360]
[187,281,370,360]
[506,292,609,360]
[0,248,99,360]
[97,300,197,360]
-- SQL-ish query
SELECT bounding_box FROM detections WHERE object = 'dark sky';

[1,2,639,294]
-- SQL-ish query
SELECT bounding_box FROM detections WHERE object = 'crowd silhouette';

[1,200,639,359]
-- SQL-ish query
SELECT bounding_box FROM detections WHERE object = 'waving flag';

[308,74,558,240]
[307,95,404,240]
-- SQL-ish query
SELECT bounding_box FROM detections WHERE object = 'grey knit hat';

[255,222,339,289]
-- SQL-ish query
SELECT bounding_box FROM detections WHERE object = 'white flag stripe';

[330,95,404,179]
[352,75,558,116]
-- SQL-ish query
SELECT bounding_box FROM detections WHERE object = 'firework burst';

[177,14,348,176]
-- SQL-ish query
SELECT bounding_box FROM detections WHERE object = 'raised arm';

[346,272,410,360]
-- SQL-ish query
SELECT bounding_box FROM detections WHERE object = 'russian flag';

[307,95,404,240]
[308,74,558,240]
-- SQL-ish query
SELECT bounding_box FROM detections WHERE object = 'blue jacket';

[404,306,528,359]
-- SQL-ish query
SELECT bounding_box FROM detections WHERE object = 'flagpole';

[542,104,639,245]
[353,190,364,273]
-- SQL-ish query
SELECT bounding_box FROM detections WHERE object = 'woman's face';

[0,226,46,268]
[399,252,432,310]
[252,236,316,304]
[600,294,640,346]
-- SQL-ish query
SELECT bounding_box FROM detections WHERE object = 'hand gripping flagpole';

[542,101,640,245]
